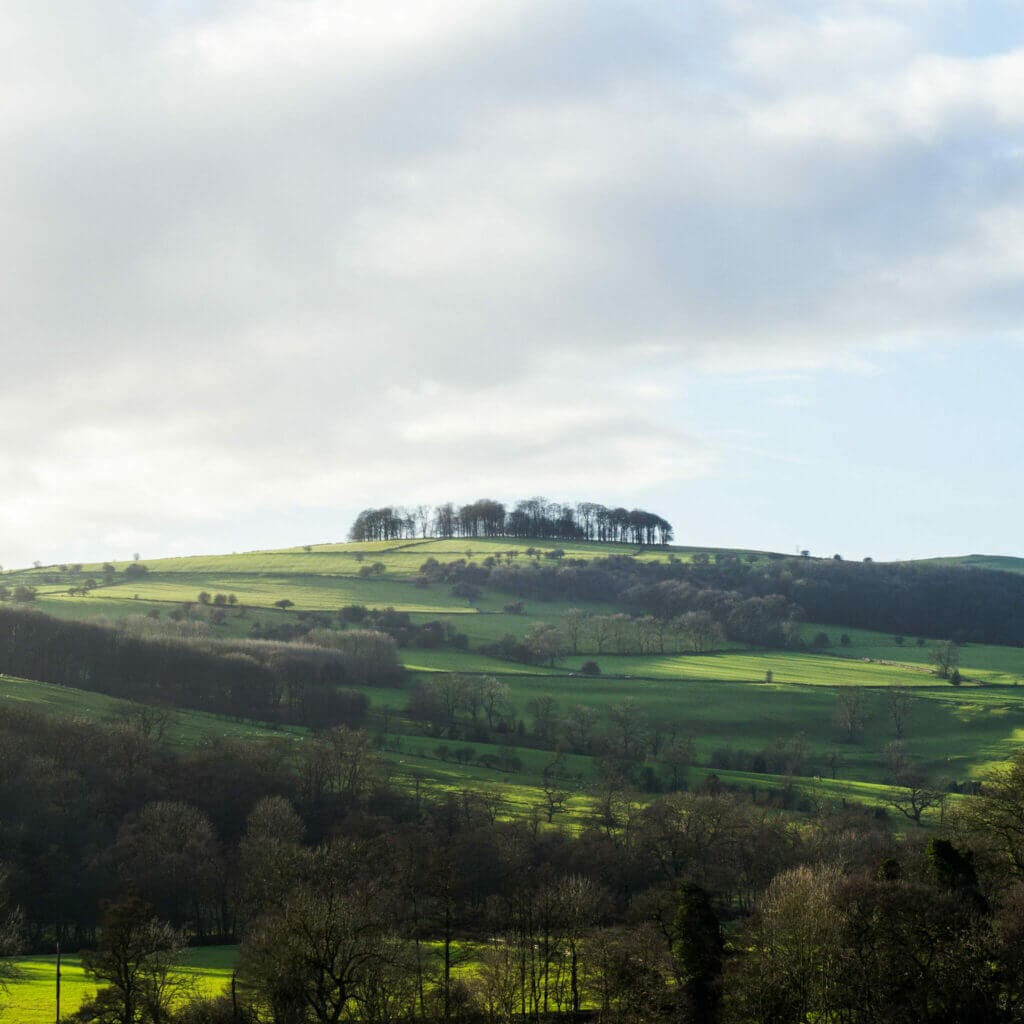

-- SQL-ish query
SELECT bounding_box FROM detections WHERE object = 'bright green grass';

[40,574,475,615]
[385,757,598,829]
[405,599,634,646]
[802,623,1024,684]
[402,649,560,675]
[556,650,935,687]
[3,946,237,1024]
[453,671,1024,783]
[13,536,766,582]
[31,596,259,640]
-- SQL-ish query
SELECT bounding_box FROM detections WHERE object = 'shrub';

[579,661,602,676]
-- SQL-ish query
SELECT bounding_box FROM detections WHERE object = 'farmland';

[3,947,237,1024]
[5,536,1024,817]
[5,534,1024,1022]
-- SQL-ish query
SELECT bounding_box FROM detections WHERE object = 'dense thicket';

[0,608,401,728]
[349,497,673,544]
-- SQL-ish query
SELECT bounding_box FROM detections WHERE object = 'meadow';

[6,536,1024,826]
[3,947,237,1024]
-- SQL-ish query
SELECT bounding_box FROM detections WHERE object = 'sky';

[3,0,1024,568]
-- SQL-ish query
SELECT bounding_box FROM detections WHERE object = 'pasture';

[4,536,1024,821]
[0,675,302,749]
[3,946,237,1024]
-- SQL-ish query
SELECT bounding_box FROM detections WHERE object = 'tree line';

[0,608,402,729]
[421,550,1024,647]
[349,498,673,545]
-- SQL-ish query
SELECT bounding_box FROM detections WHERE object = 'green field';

[4,536,1024,822]
[0,675,303,749]
[3,946,237,1024]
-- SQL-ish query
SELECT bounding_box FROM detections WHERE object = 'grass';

[0,675,303,750]
[801,623,1024,684]
[555,650,936,687]
[3,946,237,1024]
[401,650,561,675]
[7,536,1024,818]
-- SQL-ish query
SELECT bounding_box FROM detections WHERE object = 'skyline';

[3,2,1024,568]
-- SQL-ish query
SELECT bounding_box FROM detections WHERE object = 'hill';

[2,535,1024,825]
[916,553,1024,574]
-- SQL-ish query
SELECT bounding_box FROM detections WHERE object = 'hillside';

[916,553,1024,574]
[2,536,1024,825]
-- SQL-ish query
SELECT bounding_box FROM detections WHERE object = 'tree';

[888,684,911,740]
[541,754,569,823]
[480,677,511,730]
[524,623,567,667]
[558,875,601,1017]
[673,882,723,1022]
[562,704,600,754]
[835,687,867,743]
[560,608,586,656]
[79,895,187,1024]
[728,865,845,1024]
[0,871,23,1010]
[606,699,648,762]
[241,849,396,1024]
[660,736,696,790]
[887,770,946,826]
[961,749,1024,877]
[237,797,305,930]
[274,598,295,611]
[105,801,222,937]
[527,695,559,744]
[931,640,960,680]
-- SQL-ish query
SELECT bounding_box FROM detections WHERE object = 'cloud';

[0,0,1021,563]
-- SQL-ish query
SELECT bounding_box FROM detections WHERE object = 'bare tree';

[888,684,912,740]
[589,615,613,655]
[931,640,961,680]
[480,676,512,730]
[887,770,946,826]
[79,895,188,1024]
[241,854,396,1024]
[528,695,560,744]
[835,687,868,743]
[560,609,587,656]
[561,705,600,754]
[541,754,570,823]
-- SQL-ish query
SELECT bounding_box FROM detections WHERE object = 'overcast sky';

[3,0,1023,568]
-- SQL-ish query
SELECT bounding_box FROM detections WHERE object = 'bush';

[579,661,602,676]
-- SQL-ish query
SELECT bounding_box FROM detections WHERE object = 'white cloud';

[0,0,1021,564]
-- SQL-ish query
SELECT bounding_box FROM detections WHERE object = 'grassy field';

[5,535,1024,819]
[0,675,303,749]
[916,554,1024,575]
[800,623,1024,683]
[3,946,237,1024]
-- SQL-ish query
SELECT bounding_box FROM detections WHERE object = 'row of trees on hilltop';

[349,497,674,544]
